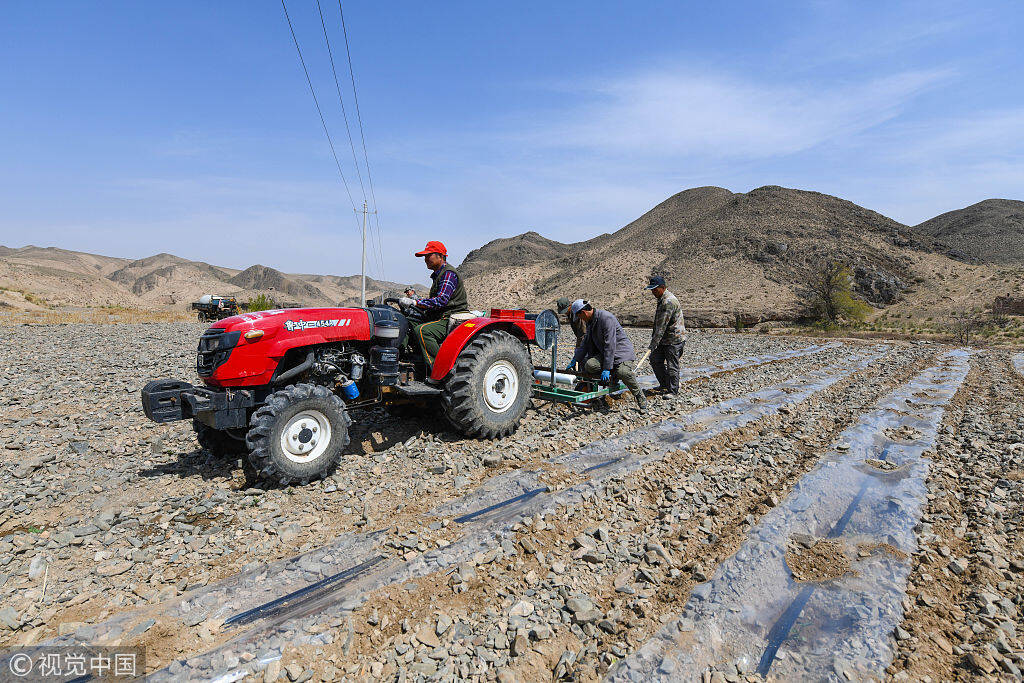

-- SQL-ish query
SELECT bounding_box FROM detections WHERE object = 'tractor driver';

[400,240,470,370]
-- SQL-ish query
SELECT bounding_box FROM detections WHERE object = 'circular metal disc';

[534,309,560,351]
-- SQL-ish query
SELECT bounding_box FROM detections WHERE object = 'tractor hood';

[198,307,375,387]
[212,307,373,341]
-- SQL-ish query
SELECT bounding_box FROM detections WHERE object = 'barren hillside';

[913,198,1024,265]
[461,186,1024,325]
[0,246,418,311]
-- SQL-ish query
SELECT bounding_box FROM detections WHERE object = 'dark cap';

[555,297,570,313]
[644,275,666,290]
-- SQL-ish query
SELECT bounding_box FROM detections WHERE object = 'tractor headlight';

[198,330,241,353]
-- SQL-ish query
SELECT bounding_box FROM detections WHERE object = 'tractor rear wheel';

[442,330,533,439]
[192,419,248,457]
[245,383,351,486]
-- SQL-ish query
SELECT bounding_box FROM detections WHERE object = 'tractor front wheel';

[245,383,351,486]
[442,330,533,439]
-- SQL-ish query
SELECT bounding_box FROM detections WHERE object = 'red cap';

[415,240,447,257]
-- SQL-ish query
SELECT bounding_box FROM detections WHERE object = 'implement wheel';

[442,330,533,439]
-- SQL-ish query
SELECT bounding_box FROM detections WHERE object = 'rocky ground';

[0,323,1021,681]
[889,352,1024,681]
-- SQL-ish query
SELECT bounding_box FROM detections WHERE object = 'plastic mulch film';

[1014,353,1024,379]
[636,342,840,387]
[46,345,848,656]
[132,346,888,681]
[609,349,970,682]
[435,346,885,523]
[40,345,882,681]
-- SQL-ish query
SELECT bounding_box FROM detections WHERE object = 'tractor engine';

[308,345,367,400]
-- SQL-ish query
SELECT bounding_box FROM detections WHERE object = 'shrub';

[245,294,275,312]
[800,260,872,327]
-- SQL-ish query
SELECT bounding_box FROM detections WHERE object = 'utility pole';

[355,201,376,305]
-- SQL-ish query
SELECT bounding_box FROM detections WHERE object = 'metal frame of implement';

[530,309,626,404]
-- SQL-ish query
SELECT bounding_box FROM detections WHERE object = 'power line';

[315,0,366,204]
[280,0,360,217]
[338,0,387,280]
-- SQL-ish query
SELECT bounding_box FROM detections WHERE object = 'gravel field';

[1,323,1021,681]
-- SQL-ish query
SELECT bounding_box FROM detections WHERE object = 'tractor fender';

[429,318,534,381]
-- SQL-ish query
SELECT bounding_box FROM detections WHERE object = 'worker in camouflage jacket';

[645,276,686,394]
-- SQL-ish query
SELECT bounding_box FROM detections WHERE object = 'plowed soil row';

[889,352,1024,681]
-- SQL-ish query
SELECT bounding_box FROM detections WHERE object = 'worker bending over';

[565,300,647,409]
[556,296,587,349]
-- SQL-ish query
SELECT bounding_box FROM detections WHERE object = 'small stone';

[509,600,534,618]
[574,608,602,624]
[931,633,953,655]
[947,558,967,576]
[511,633,529,656]
[96,562,132,577]
[28,556,47,580]
[967,652,996,674]
[416,626,441,649]
[0,607,19,630]
[285,663,310,682]
[565,597,594,615]
[530,624,553,641]
[436,613,453,636]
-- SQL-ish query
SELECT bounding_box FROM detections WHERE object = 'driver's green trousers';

[414,319,450,367]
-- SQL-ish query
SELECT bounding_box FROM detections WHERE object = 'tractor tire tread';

[245,383,351,486]
[441,330,532,439]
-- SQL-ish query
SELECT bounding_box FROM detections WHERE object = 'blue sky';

[1,1,1021,284]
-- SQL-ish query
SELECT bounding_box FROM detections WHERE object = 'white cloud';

[524,67,951,160]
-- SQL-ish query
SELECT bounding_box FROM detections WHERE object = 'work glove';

[397,297,416,308]
[600,369,611,382]
[565,360,577,372]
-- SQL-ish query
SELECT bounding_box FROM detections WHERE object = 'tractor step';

[394,380,443,397]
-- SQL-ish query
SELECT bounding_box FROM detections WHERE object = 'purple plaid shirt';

[417,269,459,311]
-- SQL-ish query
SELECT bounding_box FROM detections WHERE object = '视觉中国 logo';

[284,319,351,332]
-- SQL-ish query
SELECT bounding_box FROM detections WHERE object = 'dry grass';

[0,306,195,325]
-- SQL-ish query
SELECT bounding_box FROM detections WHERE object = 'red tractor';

[142,300,541,485]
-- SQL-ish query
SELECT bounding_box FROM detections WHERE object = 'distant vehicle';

[191,295,239,322]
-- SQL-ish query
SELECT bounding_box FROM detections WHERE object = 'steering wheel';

[384,297,423,321]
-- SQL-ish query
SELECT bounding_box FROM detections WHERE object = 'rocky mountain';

[227,265,327,302]
[3,186,1021,324]
[460,186,1024,325]
[913,199,1024,265]
[0,245,418,312]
